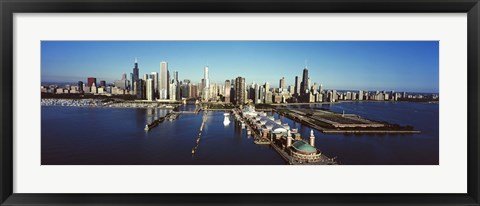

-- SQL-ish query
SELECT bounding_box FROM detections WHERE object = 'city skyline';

[41,41,439,93]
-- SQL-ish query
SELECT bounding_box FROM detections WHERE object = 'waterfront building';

[159,61,168,99]
[234,76,246,105]
[134,79,145,99]
[146,79,154,101]
[254,83,261,104]
[224,80,231,103]
[87,77,97,87]
[174,71,180,100]
[169,79,176,101]
[151,72,158,98]
[202,66,210,101]
[358,90,364,100]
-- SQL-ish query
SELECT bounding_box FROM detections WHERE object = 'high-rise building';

[159,61,168,99]
[312,82,318,94]
[122,73,127,80]
[151,72,158,97]
[300,67,309,95]
[254,83,260,104]
[91,83,98,94]
[234,76,245,105]
[169,79,176,101]
[146,79,154,101]
[203,66,210,101]
[134,79,145,99]
[100,80,106,87]
[224,80,231,103]
[77,81,83,93]
[279,77,285,91]
[294,76,300,96]
[133,58,139,82]
[130,73,134,90]
[174,71,180,100]
[87,77,97,87]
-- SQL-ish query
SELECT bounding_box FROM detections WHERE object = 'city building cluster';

[41,59,439,104]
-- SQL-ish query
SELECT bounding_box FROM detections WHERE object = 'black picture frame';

[1,0,479,205]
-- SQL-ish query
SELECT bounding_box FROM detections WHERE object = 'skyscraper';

[203,66,210,101]
[146,79,154,101]
[234,76,245,105]
[294,76,300,96]
[159,61,168,99]
[134,79,145,99]
[151,72,158,98]
[133,58,139,82]
[224,80,231,103]
[169,79,176,101]
[279,77,285,91]
[174,71,180,100]
[87,77,97,87]
[78,81,83,93]
[300,67,308,95]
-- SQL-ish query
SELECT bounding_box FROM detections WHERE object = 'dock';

[191,111,208,156]
[144,112,178,131]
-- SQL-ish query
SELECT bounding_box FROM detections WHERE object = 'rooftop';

[291,140,317,154]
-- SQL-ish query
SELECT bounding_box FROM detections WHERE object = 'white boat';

[223,113,230,126]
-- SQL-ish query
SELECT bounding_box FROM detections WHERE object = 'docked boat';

[223,113,231,126]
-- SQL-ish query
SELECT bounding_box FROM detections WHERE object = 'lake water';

[41,101,438,165]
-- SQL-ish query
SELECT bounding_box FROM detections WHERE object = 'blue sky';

[41,41,439,93]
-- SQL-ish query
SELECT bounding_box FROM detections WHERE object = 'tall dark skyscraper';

[133,58,139,82]
[78,81,84,93]
[294,76,300,96]
[279,77,285,91]
[100,80,106,87]
[300,67,309,95]
[234,76,245,105]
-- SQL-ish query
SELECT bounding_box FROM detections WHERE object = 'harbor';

[41,101,439,165]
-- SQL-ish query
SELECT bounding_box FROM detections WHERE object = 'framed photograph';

[1,0,479,205]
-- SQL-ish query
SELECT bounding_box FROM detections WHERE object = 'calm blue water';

[41,102,438,165]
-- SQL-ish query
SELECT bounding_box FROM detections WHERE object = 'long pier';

[144,112,177,131]
[191,111,208,156]
[277,110,420,134]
